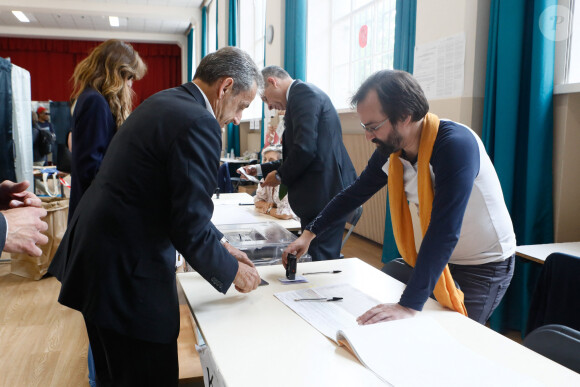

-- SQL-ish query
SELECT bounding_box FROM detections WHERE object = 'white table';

[212,193,301,231]
[177,258,580,387]
[220,157,257,164]
[516,242,580,264]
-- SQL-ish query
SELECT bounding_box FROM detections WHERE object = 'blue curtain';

[226,0,240,157]
[187,28,194,81]
[381,0,416,263]
[201,6,208,58]
[393,0,416,73]
[483,0,556,334]
[0,57,15,182]
[284,0,307,80]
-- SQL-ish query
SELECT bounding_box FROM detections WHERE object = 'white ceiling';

[0,0,204,42]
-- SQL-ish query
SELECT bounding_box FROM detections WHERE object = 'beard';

[372,124,403,156]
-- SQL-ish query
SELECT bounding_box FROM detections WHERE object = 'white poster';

[414,33,466,100]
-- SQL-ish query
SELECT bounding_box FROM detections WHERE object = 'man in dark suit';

[48,47,262,386]
[0,180,47,255]
[242,66,357,261]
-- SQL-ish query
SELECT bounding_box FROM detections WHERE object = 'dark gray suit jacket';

[49,83,238,344]
[262,80,357,224]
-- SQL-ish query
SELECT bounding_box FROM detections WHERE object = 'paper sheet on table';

[276,284,541,387]
[211,206,260,225]
[337,317,542,387]
[274,283,381,342]
[211,194,254,205]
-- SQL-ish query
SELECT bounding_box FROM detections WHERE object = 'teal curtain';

[284,0,307,80]
[382,0,416,263]
[393,0,416,73]
[484,0,555,335]
[201,6,208,58]
[227,0,240,157]
[187,28,194,81]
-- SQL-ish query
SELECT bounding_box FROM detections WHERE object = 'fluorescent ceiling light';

[109,16,119,27]
[12,11,30,23]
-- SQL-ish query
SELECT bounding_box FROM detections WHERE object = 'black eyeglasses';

[360,118,389,133]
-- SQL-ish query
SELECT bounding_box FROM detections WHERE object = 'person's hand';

[0,180,43,210]
[223,242,255,268]
[256,202,275,215]
[282,230,316,268]
[2,207,48,256]
[237,165,258,180]
[356,303,418,325]
[261,171,280,187]
[233,261,260,293]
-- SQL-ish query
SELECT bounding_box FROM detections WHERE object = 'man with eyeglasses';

[284,70,516,326]
[241,65,357,261]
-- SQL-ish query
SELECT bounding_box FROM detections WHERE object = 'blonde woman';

[66,39,146,387]
[68,39,146,219]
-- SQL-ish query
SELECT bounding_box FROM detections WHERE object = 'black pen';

[294,297,343,302]
[238,203,254,206]
[301,270,342,275]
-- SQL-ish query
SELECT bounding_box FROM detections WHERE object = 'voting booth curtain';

[382,0,417,263]
[0,59,35,184]
[0,57,15,183]
[483,0,556,334]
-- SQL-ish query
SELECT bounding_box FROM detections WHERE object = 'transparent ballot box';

[219,222,311,266]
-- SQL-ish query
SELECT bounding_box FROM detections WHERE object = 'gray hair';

[261,65,291,85]
[262,144,283,158]
[194,46,263,95]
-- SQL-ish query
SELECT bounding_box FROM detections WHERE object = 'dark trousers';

[449,254,515,324]
[84,317,178,387]
[303,216,346,261]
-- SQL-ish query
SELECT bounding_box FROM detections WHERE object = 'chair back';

[526,252,580,335]
[523,324,580,373]
[340,206,363,250]
[217,163,234,193]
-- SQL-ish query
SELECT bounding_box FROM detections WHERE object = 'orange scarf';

[387,113,467,315]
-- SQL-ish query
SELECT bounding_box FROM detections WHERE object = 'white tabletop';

[220,158,257,164]
[516,242,580,264]
[211,193,301,231]
[177,258,580,387]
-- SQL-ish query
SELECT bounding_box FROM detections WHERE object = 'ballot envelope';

[218,222,311,266]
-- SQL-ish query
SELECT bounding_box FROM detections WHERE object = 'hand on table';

[233,260,260,293]
[356,303,418,325]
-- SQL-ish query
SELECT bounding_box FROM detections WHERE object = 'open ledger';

[274,284,541,387]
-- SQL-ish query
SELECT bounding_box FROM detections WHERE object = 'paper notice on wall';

[413,33,466,100]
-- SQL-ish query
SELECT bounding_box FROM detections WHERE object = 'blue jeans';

[88,344,96,387]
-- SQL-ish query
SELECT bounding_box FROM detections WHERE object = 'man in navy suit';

[49,47,262,386]
[243,66,357,261]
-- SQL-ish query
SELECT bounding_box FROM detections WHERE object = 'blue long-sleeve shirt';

[307,120,515,311]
